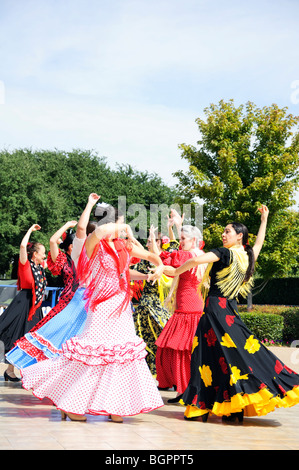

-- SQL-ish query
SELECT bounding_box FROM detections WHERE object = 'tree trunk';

[247,290,253,311]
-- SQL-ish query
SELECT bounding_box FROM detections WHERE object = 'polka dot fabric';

[155,249,204,394]
[21,242,163,417]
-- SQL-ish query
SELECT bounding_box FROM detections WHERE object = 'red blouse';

[160,249,204,314]
[17,260,43,320]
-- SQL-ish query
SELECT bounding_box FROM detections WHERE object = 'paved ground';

[0,346,298,451]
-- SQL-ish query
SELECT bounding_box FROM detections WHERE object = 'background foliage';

[0,148,178,275]
[174,100,299,279]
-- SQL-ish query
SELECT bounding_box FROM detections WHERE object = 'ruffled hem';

[13,337,48,362]
[155,311,202,350]
[62,337,148,366]
[182,385,299,418]
[20,355,164,416]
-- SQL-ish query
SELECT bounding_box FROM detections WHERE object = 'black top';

[208,247,231,297]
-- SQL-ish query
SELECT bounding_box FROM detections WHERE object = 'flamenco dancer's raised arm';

[149,205,269,283]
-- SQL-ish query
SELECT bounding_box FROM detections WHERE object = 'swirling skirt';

[155,310,202,394]
[133,294,171,376]
[21,291,164,416]
[6,288,87,369]
[181,295,299,419]
[0,290,43,361]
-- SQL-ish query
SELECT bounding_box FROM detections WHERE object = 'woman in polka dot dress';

[21,209,164,423]
[154,224,207,401]
[6,195,100,369]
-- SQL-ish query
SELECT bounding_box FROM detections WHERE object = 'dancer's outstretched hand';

[258,204,269,222]
[30,224,41,232]
[147,264,165,285]
[88,193,101,205]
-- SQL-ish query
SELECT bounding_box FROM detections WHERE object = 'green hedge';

[239,312,284,343]
[238,305,299,344]
[280,308,299,344]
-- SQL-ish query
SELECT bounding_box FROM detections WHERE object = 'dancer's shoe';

[60,410,87,421]
[108,414,123,423]
[4,370,21,382]
[167,394,182,404]
[222,411,244,423]
[184,412,209,422]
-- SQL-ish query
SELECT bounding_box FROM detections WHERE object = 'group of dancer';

[0,195,298,425]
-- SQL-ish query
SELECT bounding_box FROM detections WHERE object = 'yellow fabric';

[200,245,253,301]
[158,274,173,305]
[181,385,299,418]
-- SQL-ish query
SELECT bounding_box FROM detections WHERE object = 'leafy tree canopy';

[174,100,299,278]
[0,148,178,275]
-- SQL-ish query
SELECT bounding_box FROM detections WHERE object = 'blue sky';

[0,0,298,203]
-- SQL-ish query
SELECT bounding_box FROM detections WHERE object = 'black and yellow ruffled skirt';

[133,293,171,376]
[181,295,299,419]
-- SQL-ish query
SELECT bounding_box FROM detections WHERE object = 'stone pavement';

[0,347,298,451]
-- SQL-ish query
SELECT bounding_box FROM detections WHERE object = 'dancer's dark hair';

[59,231,75,251]
[94,205,123,225]
[27,242,44,260]
[86,221,97,235]
[230,222,255,282]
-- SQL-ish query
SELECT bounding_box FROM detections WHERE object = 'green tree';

[0,149,178,275]
[174,100,299,279]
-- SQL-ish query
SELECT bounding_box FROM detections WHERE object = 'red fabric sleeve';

[17,260,34,290]
[17,260,41,321]
[47,250,67,276]
[160,249,192,268]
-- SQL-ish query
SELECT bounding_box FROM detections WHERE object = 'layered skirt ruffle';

[155,311,202,394]
[21,335,163,417]
[156,311,201,350]
[62,336,147,366]
[6,288,87,369]
[181,296,299,418]
[21,289,164,417]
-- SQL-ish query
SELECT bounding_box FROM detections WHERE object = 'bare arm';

[130,243,163,268]
[148,251,219,283]
[148,225,160,255]
[167,215,176,240]
[49,220,78,263]
[19,224,41,265]
[85,223,133,258]
[252,205,269,261]
[168,208,184,239]
[76,193,100,239]
[129,269,148,281]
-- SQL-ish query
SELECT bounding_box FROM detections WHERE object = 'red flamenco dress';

[155,248,205,394]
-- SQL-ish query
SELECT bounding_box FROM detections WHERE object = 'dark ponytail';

[231,222,255,282]
[27,242,43,260]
